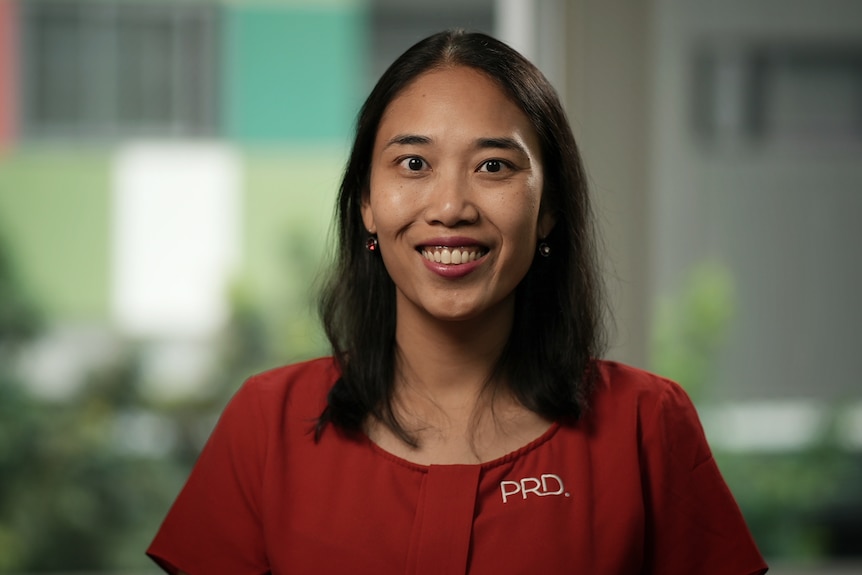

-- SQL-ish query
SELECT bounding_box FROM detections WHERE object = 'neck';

[366,292,552,465]
[392,293,514,414]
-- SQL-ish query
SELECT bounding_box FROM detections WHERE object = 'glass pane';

[32,5,84,128]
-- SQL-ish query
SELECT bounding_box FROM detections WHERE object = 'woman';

[148,30,767,574]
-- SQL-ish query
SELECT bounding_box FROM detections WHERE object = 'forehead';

[376,66,536,141]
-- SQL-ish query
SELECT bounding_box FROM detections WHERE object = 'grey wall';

[650,0,862,400]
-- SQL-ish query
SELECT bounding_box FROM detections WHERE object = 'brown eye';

[407,157,424,171]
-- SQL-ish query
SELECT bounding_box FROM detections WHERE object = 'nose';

[423,171,479,227]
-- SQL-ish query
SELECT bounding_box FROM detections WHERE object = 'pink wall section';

[0,0,18,152]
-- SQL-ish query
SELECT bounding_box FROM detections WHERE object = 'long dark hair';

[317,30,606,444]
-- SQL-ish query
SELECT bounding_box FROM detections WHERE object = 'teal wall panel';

[223,5,366,142]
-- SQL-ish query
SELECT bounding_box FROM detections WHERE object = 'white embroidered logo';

[500,473,569,503]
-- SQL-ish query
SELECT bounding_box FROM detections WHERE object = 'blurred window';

[20,1,219,140]
[756,46,862,142]
[693,42,862,146]
[369,0,494,84]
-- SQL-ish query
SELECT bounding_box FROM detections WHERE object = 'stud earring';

[538,242,551,257]
[365,236,379,252]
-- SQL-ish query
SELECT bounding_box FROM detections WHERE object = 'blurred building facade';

[0,0,369,399]
[568,0,862,565]
[0,0,861,570]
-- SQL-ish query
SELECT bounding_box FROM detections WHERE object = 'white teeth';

[421,247,485,265]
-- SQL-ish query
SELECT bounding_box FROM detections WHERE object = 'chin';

[426,301,505,324]
[426,308,478,322]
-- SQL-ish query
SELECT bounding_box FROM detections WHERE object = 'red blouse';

[148,358,768,575]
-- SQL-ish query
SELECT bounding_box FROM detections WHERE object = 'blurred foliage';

[650,261,862,562]
[0,236,41,352]
[0,355,188,571]
[0,233,178,571]
[650,262,735,401]
[0,227,311,571]
[716,428,862,560]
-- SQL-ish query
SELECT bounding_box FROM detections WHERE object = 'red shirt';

[148,358,768,575]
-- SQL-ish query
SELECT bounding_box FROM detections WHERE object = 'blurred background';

[0,0,860,572]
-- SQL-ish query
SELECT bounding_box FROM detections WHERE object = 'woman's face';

[363,65,552,324]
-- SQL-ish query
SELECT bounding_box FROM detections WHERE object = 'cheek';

[369,196,404,234]
[530,173,544,212]
[369,182,420,234]
[509,181,544,236]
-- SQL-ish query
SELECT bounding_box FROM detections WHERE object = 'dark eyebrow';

[382,134,529,156]
[476,137,528,156]
[383,134,432,149]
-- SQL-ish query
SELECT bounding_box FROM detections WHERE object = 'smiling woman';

[363,66,549,327]
[147,30,769,575]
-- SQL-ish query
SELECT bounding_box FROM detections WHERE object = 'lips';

[420,245,487,264]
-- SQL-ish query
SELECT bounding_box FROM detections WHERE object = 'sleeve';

[639,380,768,575]
[147,378,271,575]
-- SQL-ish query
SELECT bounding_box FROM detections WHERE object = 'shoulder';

[195,357,341,474]
[590,359,714,471]
[228,356,341,422]
[585,360,709,462]
[577,362,768,574]
[146,358,341,574]
[590,359,694,414]
[243,356,340,394]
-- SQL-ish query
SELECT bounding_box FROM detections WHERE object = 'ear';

[360,188,377,234]
[537,209,556,240]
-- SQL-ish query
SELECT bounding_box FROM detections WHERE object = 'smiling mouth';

[419,246,488,265]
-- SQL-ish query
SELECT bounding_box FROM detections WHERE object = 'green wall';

[0,146,344,329]
[0,0,367,326]
[0,151,111,321]
[239,146,344,359]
